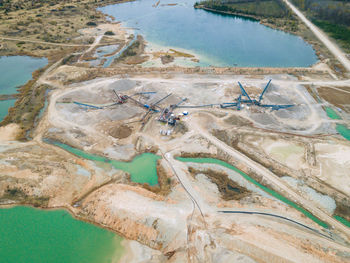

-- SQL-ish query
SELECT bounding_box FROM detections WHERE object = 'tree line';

[292,0,350,26]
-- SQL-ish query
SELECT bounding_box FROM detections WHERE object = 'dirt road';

[162,152,212,216]
[78,34,105,62]
[282,0,350,72]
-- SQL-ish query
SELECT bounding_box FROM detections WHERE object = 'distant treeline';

[313,19,350,50]
[195,0,293,18]
[291,0,350,26]
[291,0,350,51]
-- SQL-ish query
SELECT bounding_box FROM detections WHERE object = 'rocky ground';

[1,66,350,262]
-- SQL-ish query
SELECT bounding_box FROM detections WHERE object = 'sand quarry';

[1,4,350,261]
[0,71,338,262]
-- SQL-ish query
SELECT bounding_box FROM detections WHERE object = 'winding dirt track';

[283,0,350,72]
[188,118,350,238]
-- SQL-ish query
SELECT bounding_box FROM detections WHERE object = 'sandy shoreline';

[118,239,161,263]
[115,19,223,68]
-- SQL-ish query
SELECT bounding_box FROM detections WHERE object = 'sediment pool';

[0,206,123,263]
[99,0,318,67]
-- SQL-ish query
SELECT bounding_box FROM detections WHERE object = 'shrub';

[104,30,115,35]
[86,21,97,26]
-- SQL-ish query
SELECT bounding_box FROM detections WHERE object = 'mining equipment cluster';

[220,80,294,111]
[72,79,293,127]
[158,97,188,125]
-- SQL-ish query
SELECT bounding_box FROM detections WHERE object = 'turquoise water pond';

[0,99,16,122]
[0,206,123,263]
[0,56,47,122]
[49,140,330,228]
[0,56,47,95]
[325,106,350,141]
[49,140,160,186]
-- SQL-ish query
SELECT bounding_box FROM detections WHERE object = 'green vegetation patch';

[313,20,350,51]
[291,0,350,52]
[1,186,49,207]
[120,40,140,58]
[292,0,350,26]
[104,30,115,36]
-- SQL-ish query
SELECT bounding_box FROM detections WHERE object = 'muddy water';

[0,206,123,263]
[0,56,47,122]
[98,0,317,67]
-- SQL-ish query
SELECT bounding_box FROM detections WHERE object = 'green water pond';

[325,106,350,141]
[325,107,341,120]
[47,140,350,229]
[50,140,160,186]
[49,140,330,228]
[336,124,350,141]
[0,206,123,263]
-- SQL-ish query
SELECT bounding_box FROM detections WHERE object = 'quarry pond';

[0,206,124,263]
[99,0,318,67]
[0,56,47,122]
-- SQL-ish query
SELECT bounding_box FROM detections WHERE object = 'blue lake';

[0,99,16,122]
[0,56,47,122]
[0,56,47,95]
[99,0,318,67]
